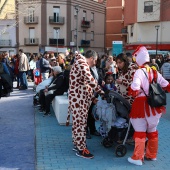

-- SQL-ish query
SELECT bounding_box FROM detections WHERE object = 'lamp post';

[56,29,59,55]
[74,5,81,51]
[155,25,160,56]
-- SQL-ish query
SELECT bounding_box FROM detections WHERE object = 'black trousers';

[39,89,63,113]
[87,103,96,134]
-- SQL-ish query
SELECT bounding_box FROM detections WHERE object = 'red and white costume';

[128,46,170,166]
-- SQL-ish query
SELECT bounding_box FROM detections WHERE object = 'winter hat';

[132,46,150,66]
[52,66,62,73]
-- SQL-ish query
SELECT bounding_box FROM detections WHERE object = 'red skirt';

[129,96,166,118]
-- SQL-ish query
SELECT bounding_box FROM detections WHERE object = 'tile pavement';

[35,94,170,170]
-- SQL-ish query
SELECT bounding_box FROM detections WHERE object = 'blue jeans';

[19,71,28,89]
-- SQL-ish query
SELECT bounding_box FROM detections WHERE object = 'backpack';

[141,69,166,107]
[34,69,40,77]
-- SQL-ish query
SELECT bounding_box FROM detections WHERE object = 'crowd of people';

[1,47,170,166]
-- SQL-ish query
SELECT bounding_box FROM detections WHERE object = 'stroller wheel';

[115,144,127,157]
[102,137,113,148]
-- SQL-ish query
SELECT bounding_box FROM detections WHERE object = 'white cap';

[75,51,78,54]
[52,66,62,73]
[132,46,150,66]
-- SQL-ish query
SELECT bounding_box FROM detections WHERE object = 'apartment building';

[0,0,16,55]
[124,0,170,54]
[106,0,170,55]
[16,0,105,55]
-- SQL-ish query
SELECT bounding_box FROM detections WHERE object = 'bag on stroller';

[96,91,134,157]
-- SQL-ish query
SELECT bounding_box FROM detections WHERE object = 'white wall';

[137,0,160,22]
[127,21,170,44]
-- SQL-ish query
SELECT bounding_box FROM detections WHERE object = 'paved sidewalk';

[35,94,170,170]
[0,82,35,170]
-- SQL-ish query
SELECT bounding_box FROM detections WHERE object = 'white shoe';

[128,157,142,166]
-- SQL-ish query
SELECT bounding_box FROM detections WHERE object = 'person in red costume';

[128,46,170,166]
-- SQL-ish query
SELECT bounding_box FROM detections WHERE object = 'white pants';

[41,73,49,81]
[130,113,162,133]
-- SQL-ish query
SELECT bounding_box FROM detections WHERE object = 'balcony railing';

[81,20,91,28]
[49,38,65,46]
[0,40,11,46]
[81,40,90,47]
[49,16,64,24]
[24,38,39,45]
[24,16,38,24]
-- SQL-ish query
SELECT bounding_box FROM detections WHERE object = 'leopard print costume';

[117,63,137,105]
[67,55,102,151]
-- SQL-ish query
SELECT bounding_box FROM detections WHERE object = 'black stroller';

[98,91,134,157]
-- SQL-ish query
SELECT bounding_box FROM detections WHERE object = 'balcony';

[49,38,65,46]
[49,16,64,25]
[24,38,39,45]
[81,20,91,28]
[81,40,90,47]
[24,16,38,24]
[0,40,12,47]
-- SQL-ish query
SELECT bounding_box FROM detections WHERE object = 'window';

[130,25,134,37]
[83,10,86,21]
[144,1,153,13]
[91,12,94,22]
[53,6,60,22]
[91,31,94,41]
[82,30,86,40]
[29,27,35,43]
[28,7,35,22]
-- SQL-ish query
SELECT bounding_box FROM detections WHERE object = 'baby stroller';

[33,69,42,91]
[95,91,133,157]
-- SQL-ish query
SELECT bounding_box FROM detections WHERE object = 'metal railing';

[24,38,39,45]
[81,20,91,28]
[24,16,38,24]
[81,40,90,47]
[0,40,12,46]
[49,38,65,46]
[49,16,64,24]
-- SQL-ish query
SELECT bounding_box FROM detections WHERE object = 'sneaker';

[91,131,100,136]
[128,157,142,166]
[86,133,91,139]
[39,108,45,113]
[76,148,94,159]
[72,146,78,152]
[43,112,51,117]
[145,157,157,161]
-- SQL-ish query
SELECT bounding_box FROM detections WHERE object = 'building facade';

[105,0,127,54]
[106,0,170,55]
[0,0,16,55]
[124,0,170,54]
[16,0,105,56]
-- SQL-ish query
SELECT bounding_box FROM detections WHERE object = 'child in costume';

[128,46,170,166]
[102,73,117,92]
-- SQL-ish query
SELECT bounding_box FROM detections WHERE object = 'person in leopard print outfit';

[115,53,138,105]
[66,50,103,159]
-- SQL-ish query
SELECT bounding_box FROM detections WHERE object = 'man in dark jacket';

[39,66,64,116]
[0,60,11,98]
[40,52,51,81]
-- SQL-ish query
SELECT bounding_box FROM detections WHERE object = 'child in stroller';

[94,90,134,157]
